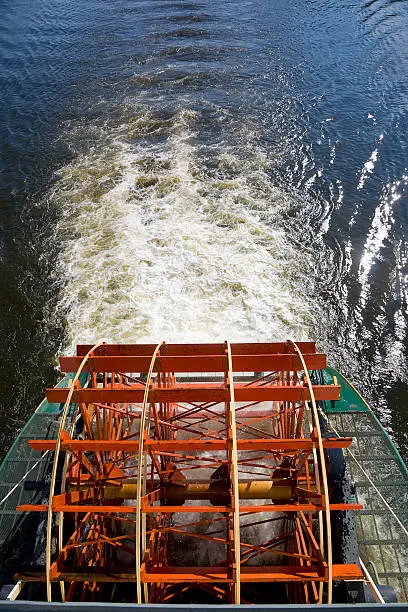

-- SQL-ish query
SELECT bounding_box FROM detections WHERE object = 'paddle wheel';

[18,341,364,604]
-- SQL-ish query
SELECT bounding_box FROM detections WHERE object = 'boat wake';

[49,107,319,351]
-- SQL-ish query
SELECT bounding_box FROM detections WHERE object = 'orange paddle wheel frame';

[18,341,364,604]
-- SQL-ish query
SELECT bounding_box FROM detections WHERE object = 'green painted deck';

[320,367,369,413]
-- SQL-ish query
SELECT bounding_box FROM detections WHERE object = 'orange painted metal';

[60,353,327,374]
[16,502,363,513]
[15,341,363,604]
[139,564,364,584]
[45,384,340,404]
[15,562,363,584]
[76,341,317,357]
[28,436,352,452]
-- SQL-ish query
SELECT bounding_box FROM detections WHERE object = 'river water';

[1,0,408,461]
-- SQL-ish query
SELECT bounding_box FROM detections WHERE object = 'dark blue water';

[1,0,408,461]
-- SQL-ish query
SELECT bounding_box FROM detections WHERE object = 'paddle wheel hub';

[17,341,364,604]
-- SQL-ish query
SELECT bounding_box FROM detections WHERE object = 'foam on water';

[50,108,318,350]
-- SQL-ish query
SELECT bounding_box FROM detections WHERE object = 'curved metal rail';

[135,341,165,603]
[226,341,241,603]
[288,340,333,604]
[46,341,104,602]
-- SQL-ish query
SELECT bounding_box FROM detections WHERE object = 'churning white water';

[50,108,318,349]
